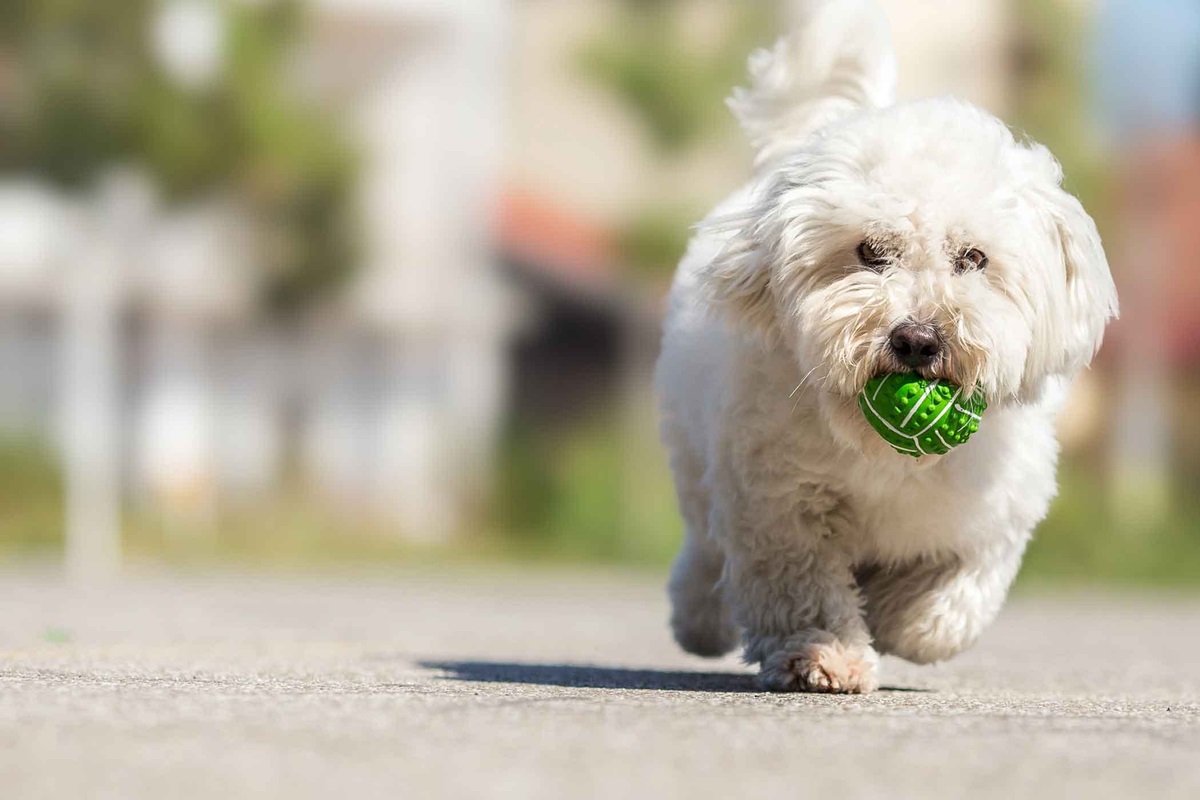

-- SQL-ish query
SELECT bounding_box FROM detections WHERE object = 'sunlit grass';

[2,434,1197,586]
[1020,461,1200,588]
[0,438,64,556]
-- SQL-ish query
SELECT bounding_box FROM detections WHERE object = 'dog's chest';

[840,454,1053,564]
[847,476,992,561]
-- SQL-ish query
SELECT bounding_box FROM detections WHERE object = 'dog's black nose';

[889,323,942,368]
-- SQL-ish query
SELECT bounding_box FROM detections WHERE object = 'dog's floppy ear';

[698,193,783,339]
[1022,147,1118,380]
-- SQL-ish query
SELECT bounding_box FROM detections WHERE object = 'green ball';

[857,373,987,457]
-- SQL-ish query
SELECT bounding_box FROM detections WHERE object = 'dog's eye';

[955,248,988,274]
[856,240,890,272]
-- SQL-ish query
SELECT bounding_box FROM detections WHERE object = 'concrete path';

[2,568,1198,799]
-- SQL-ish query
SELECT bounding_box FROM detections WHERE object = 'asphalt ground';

[2,567,1198,799]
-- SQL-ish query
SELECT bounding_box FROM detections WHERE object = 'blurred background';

[0,0,1196,586]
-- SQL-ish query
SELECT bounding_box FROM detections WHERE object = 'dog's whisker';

[790,365,822,398]
[789,366,824,413]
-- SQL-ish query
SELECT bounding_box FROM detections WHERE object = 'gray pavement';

[2,566,1199,799]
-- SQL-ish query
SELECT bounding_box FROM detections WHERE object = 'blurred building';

[0,0,511,542]
[0,0,1020,550]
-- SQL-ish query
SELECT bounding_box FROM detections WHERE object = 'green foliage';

[490,417,1200,582]
[494,414,682,566]
[579,2,774,278]
[0,439,64,554]
[0,0,359,312]
[1020,461,1200,588]
[5,425,1200,584]
[1010,0,1109,220]
[578,1,773,154]
[616,206,696,280]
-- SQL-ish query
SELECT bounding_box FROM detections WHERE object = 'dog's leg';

[668,528,738,657]
[664,437,737,657]
[858,537,1027,664]
[724,525,879,694]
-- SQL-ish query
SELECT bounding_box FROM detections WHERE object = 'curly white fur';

[657,0,1118,693]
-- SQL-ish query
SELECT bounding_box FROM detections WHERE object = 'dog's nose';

[889,323,942,369]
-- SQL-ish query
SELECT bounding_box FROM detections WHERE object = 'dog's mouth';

[881,352,951,381]
[865,348,975,394]
[809,344,986,403]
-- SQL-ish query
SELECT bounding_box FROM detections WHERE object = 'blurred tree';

[579,0,773,153]
[1009,0,1106,217]
[578,0,775,278]
[0,0,358,312]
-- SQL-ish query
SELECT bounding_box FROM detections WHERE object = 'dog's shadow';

[419,659,930,694]
[421,659,760,692]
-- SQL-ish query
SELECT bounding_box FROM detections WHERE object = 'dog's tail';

[729,0,896,166]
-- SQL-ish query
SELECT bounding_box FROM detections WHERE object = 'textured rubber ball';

[858,373,987,457]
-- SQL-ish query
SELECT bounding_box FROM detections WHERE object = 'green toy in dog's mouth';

[858,373,987,457]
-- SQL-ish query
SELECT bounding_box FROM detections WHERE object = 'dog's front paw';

[759,634,880,694]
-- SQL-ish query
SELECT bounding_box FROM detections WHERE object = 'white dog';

[656,0,1117,693]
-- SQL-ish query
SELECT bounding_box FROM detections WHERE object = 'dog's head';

[703,98,1117,449]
